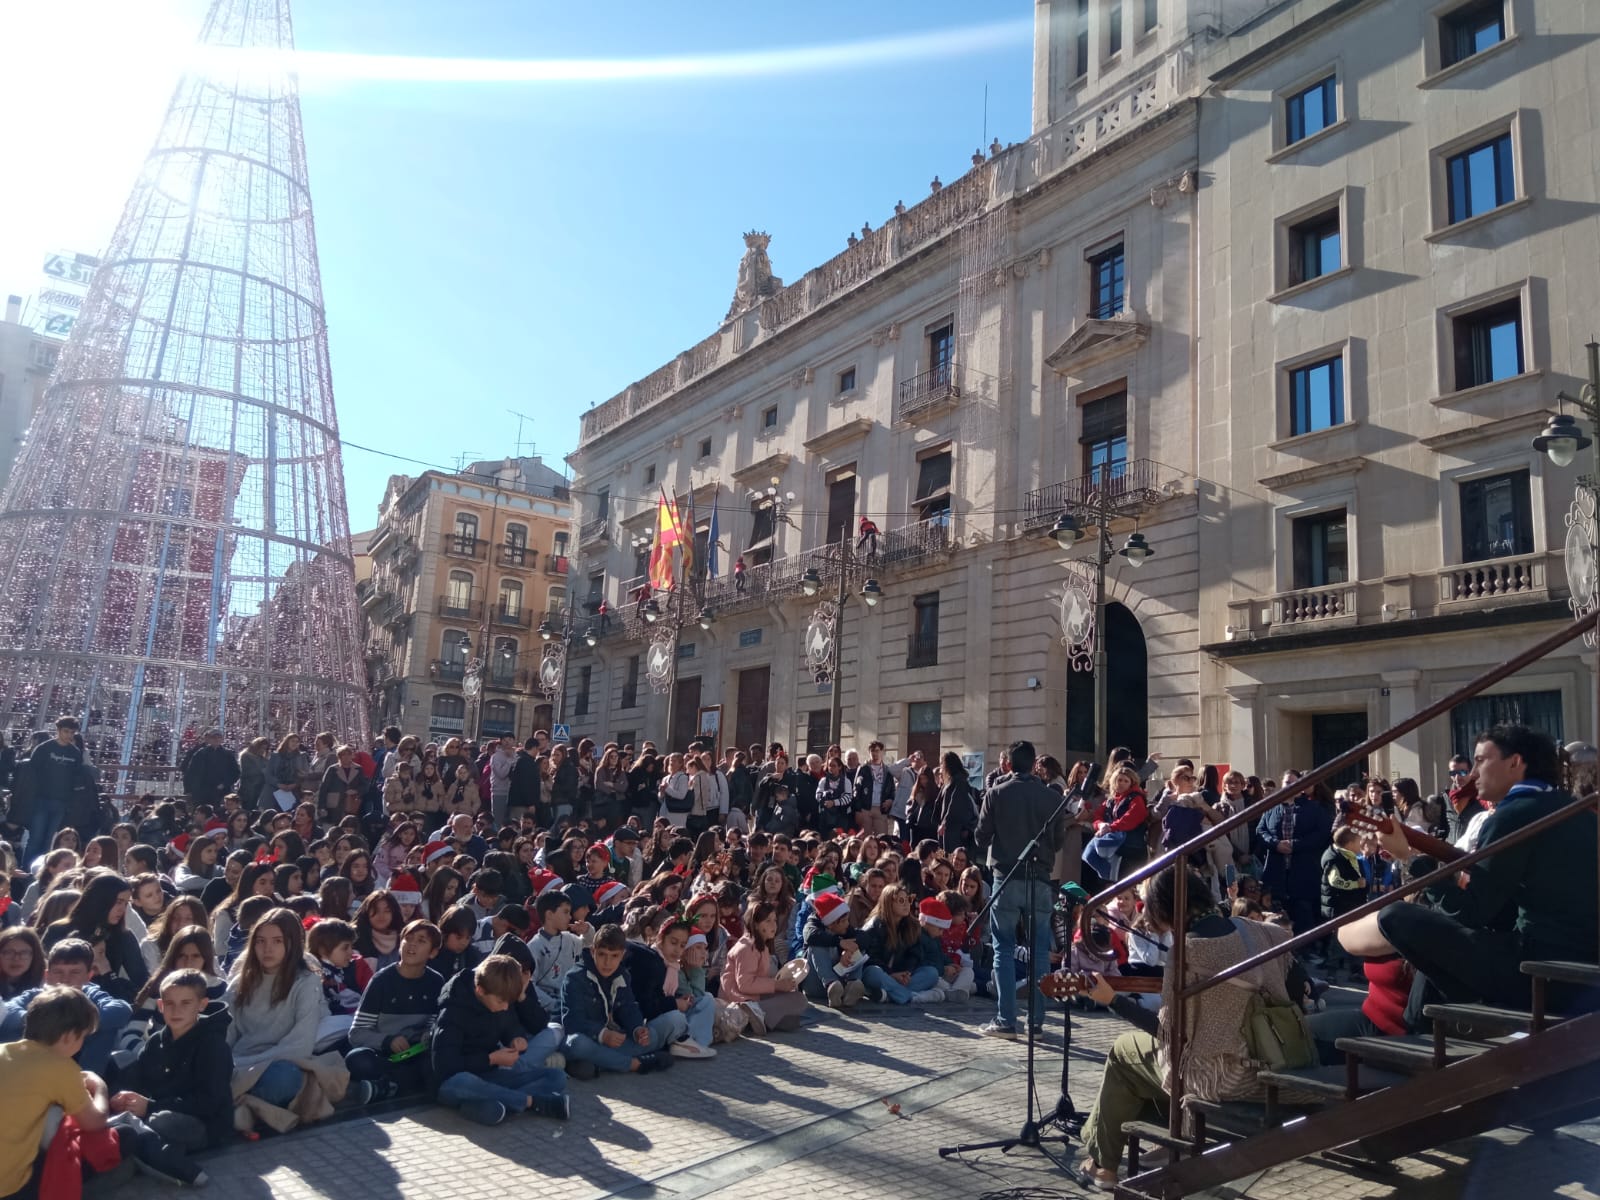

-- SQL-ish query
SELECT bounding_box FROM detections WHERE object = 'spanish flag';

[648,489,681,592]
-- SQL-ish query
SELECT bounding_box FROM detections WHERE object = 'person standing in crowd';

[974,740,1061,1039]
[12,717,86,859]
[851,742,899,839]
[936,752,978,853]
[236,737,271,812]
[488,736,516,828]
[180,729,238,808]
[1255,772,1334,939]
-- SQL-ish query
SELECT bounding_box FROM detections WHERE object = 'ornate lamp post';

[536,605,578,722]
[1051,461,1156,762]
[1534,342,1600,647]
[800,532,884,745]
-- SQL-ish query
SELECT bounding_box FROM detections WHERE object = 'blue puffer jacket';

[559,949,645,1040]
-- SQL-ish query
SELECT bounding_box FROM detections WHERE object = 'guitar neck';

[1339,801,1464,864]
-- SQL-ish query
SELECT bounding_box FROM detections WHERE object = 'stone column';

[1383,669,1423,783]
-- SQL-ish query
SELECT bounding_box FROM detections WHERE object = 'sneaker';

[543,1051,567,1071]
[636,1050,675,1074]
[773,1012,803,1033]
[133,1157,201,1187]
[370,1079,400,1104]
[347,1079,375,1107]
[910,988,944,1003]
[669,1039,717,1059]
[826,981,846,1009]
[739,1002,767,1037]
[462,1100,510,1126]
[977,1020,1018,1040]
[566,1058,599,1081]
[948,987,972,1001]
[529,1093,570,1120]
[842,981,867,1007]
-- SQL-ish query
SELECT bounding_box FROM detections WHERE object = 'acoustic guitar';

[1336,801,1464,864]
[1037,970,1163,1000]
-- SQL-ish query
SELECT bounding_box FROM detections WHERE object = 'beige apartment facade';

[1194,0,1600,796]
[358,457,574,744]
[563,2,1262,766]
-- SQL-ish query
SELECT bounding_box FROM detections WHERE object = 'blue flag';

[707,494,720,578]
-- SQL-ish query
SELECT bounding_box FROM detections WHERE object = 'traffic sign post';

[552,723,571,742]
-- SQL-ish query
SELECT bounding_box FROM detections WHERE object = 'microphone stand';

[938,779,1089,1160]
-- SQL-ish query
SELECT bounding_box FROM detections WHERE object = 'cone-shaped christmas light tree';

[0,0,369,768]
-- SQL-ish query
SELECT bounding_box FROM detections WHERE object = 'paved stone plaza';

[115,997,1600,1200]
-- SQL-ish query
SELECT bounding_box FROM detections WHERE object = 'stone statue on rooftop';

[726,230,783,321]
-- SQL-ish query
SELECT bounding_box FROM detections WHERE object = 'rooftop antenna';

[506,409,539,460]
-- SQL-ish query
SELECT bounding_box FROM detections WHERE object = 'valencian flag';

[648,489,682,592]
[681,489,697,580]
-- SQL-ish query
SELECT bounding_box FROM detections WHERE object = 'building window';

[575,665,592,717]
[503,523,528,566]
[1460,470,1532,562]
[1440,0,1505,68]
[1446,132,1514,224]
[1087,242,1126,319]
[1452,297,1524,390]
[1287,209,1341,285]
[430,693,465,726]
[908,592,940,668]
[1285,75,1337,145]
[804,711,831,757]
[1292,509,1348,589]
[1288,355,1345,436]
[826,467,857,547]
[698,438,713,460]
[497,579,523,618]
[927,322,954,386]
[490,637,518,688]
[1107,0,1123,57]
[1450,689,1562,759]
[644,464,656,486]
[906,700,942,763]
[747,501,776,567]
[1074,0,1089,78]
[595,488,609,520]
[584,572,604,613]
[1142,0,1158,34]
[762,405,778,428]
[915,449,953,524]
[553,531,569,558]
[621,655,640,709]
[453,513,478,542]
[1080,392,1128,481]
[440,630,471,677]
[838,366,857,394]
[481,699,516,738]
[445,571,474,612]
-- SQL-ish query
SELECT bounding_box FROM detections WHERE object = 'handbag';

[1225,917,1314,1070]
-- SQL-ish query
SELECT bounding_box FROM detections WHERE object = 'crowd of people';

[0,717,1593,1197]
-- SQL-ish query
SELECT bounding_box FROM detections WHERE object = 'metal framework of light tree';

[0,0,369,767]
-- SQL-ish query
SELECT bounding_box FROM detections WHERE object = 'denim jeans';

[862,963,939,1004]
[437,1062,565,1124]
[249,1060,305,1107]
[990,874,1054,1027]
[25,805,61,866]
[563,1030,651,1073]
[1081,831,1125,881]
[518,1021,564,1068]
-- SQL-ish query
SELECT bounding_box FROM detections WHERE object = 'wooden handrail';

[1073,608,1596,1140]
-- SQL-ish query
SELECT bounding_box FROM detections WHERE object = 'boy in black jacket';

[431,955,568,1126]
[623,920,716,1059]
[108,969,233,1182]
[560,925,674,1076]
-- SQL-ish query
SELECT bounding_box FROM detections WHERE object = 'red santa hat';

[204,818,229,837]
[171,833,192,854]
[590,879,627,909]
[528,868,565,898]
[389,871,422,909]
[918,898,953,931]
[422,840,454,867]
[813,891,850,927]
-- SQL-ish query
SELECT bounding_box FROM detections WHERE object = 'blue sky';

[0,1,1034,526]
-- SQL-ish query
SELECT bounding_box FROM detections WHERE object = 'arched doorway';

[1064,601,1148,761]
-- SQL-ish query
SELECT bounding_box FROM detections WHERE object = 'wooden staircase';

[1114,961,1600,1199]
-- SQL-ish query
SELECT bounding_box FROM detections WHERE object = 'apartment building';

[359,456,574,743]
[1195,0,1600,792]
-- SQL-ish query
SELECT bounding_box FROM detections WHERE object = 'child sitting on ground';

[309,919,371,1053]
[527,892,583,1014]
[430,954,568,1126]
[429,904,482,982]
[721,901,809,1035]
[347,920,444,1099]
[800,891,866,1009]
[623,919,717,1060]
[559,925,674,1076]
[919,898,973,1000]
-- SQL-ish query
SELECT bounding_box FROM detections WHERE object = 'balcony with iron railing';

[431,658,466,683]
[580,518,610,546]
[545,554,570,577]
[484,664,524,692]
[437,593,483,621]
[1023,457,1164,531]
[497,543,533,569]
[442,532,486,560]
[895,361,963,423]
[492,603,533,630]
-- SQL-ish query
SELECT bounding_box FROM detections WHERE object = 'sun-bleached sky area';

[0,1,1033,522]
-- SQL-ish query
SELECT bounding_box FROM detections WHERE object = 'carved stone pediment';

[732,453,793,486]
[1045,314,1149,376]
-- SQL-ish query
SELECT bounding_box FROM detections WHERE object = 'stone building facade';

[358,457,574,743]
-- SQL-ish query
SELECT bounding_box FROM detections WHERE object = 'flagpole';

[661,492,688,751]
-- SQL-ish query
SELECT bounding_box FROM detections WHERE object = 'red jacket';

[1095,788,1148,835]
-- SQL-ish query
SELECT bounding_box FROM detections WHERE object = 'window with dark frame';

[1285,75,1337,145]
[698,437,713,459]
[575,665,592,717]
[596,487,610,520]
[1287,209,1341,286]
[838,366,857,393]
[906,700,942,764]
[1074,0,1089,77]
[1446,132,1514,224]
[1080,392,1128,482]
[1452,297,1524,390]
[1441,0,1506,68]
[621,655,640,709]
[927,323,954,385]
[762,405,778,428]
[1088,242,1126,319]
[1460,470,1532,562]
[1107,0,1122,56]
[825,469,856,546]
[908,592,940,668]
[915,449,953,523]
[805,711,831,757]
[747,500,776,567]
[490,637,518,688]
[645,464,656,486]
[1288,355,1344,436]
[1291,509,1349,589]
[1142,0,1158,33]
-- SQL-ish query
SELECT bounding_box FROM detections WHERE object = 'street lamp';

[807,533,886,745]
[537,619,554,642]
[697,606,715,630]
[583,626,598,647]
[642,597,661,623]
[860,578,883,606]
[1054,461,1158,761]
[800,566,822,597]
